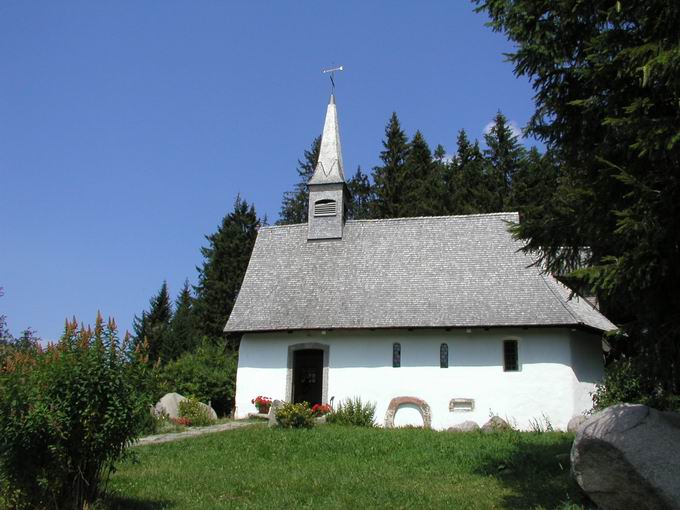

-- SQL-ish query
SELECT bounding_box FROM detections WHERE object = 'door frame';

[286,342,330,404]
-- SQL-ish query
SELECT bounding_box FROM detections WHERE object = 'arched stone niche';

[384,396,432,429]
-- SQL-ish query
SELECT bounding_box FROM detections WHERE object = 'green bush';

[327,397,376,427]
[276,402,316,429]
[179,398,216,427]
[0,315,149,509]
[160,342,237,416]
[592,357,680,412]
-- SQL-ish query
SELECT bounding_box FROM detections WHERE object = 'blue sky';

[0,1,536,341]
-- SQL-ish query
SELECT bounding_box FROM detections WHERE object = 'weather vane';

[322,65,344,93]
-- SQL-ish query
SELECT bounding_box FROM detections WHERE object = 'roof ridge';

[263,212,520,231]
[346,212,519,224]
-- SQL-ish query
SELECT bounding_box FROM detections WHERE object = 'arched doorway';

[286,343,329,406]
[292,349,323,405]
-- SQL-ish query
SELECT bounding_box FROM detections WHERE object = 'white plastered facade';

[234,327,603,430]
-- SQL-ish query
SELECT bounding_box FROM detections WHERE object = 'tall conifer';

[478,0,680,395]
[133,281,172,364]
[445,130,491,215]
[373,113,409,218]
[194,196,260,346]
[347,166,374,220]
[278,136,321,225]
[483,112,525,211]
[163,279,198,362]
[401,131,441,217]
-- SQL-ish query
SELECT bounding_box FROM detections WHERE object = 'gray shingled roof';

[224,212,616,333]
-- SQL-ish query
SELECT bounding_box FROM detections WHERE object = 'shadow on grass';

[473,433,594,509]
[96,494,174,510]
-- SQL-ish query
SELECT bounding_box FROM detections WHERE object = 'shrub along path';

[106,425,589,509]
[135,420,260,446]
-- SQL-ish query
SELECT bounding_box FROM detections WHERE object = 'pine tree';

[278,136,321,225]
[483,111,525,211]
[373,113,409,218]
[347,166,375,220]
[133,281,172,364]
[194,195,260,346]
[163,279,198,362]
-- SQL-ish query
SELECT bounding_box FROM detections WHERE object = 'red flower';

[311,403,332,416]
[252,395,272,413]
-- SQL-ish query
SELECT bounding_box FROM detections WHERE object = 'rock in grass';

[154,392,217,420]
[481,416,511,433]
[447,421,480,432]
[267,400,284,428]
[567,415,587,433]
[571,404,680,510]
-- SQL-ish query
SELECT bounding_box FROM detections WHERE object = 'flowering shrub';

[275,401,315,429]
[251,395,272,414]
[178,398,215,427]
[0,314,149,509]
[311,403,332,416]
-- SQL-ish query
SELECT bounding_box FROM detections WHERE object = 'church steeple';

[307,94,348,240]
[309,95,345,185]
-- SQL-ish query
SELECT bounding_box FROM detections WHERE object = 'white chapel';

[225,94,615,430]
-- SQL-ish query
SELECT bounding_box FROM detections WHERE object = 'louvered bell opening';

[314,199,337,217]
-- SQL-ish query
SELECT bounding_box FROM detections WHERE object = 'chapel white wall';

[234,328,603,430]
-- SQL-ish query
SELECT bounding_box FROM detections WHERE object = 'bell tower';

[307,94,348,240]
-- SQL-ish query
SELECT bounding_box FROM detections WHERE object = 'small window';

[314,199,337,217]
[503,340,519,372]
[393,342,401,368]
[440,343,448,368]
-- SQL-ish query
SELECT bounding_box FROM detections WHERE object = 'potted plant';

[311,403,332,416]
[251,395,272,414]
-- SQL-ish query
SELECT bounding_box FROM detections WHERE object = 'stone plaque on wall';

[449,398,475,412]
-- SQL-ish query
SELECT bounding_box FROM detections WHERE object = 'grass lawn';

[103,425,589,510]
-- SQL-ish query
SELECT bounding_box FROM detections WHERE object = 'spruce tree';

[194,196,260,346]
[478,0,680,397]
[278,136,321,225]
[510,147,559,221]
[372,113,409,218]
[347,166,375,220]
[133,281,172,364]
[163,279,198,362]
[401,131,442,217]
[483,111,525,212]
[445,130,492,215]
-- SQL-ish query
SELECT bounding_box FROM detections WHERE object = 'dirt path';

[135,420,261,446]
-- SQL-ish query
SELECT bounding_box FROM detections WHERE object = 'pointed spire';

[309,94,345,185]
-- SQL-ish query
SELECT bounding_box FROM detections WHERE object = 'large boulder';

[567,415,587,433]
[447,421,480,432]
[154,392,217,420]
[571,404,680,510]
[267,400,285,428]
[481,416,512,433]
